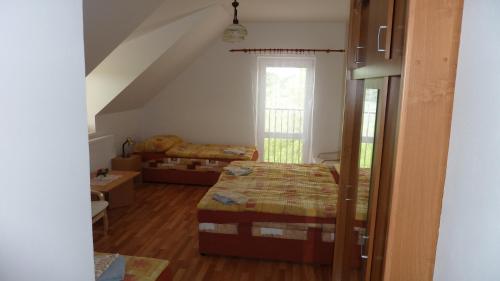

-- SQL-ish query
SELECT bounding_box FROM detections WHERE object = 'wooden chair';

[315,152,341,182]
[315,152,340,168]
[91,190,109,235]
[315,151,340,163]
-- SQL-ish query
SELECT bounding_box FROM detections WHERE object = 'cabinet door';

[352,0,407,79]
[347,0,370,70]
[366,0,394,64]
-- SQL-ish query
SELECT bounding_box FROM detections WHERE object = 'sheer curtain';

[255,56,316,163]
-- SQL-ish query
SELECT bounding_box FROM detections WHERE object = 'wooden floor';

[93,183,332,281]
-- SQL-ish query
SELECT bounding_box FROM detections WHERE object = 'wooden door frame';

[382,0,464,280]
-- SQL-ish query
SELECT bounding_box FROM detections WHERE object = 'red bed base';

[198,209,364,266]
[136,151,259,186]
[198,224,361,266]
[199,224,334,264]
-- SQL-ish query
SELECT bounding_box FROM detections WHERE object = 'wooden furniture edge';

[90,190,109,235]
[332,79,365,280]
[363,78,390,281]
[91,171,140,192]
[382,0,464,280]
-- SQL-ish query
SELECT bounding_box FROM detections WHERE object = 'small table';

[91,171,140,209]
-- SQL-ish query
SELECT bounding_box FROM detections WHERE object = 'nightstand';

[111,155,141,172]
[112,155,142,183]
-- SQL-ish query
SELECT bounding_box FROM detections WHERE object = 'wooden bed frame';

[198,220,363,266]
[135,151,259,186]
[197,165,362,266]
[199,225,336,264]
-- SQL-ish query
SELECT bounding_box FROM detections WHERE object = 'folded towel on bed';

[223,149,246,155]
[98,256,125,281]
[213,191,248,205]
[95,253,126,281]
[223,166,253,176]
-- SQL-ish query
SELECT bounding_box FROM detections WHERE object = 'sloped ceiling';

[86,9,207,126]
[83,0,165,75]
[85,0,349,123]
[131,0,221,38]
[100,5,230,114]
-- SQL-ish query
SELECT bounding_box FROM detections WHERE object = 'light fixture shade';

[223,23,248,43]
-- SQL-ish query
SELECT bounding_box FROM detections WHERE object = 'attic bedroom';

[3,1,499,281]
[87,1,349,280]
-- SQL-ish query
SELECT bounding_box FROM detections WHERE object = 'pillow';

[143,135,184,152]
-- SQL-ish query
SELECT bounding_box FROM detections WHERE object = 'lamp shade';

[223,23,248,43]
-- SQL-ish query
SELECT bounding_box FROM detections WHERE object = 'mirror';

[334,78,390,281]
[358,88,379,277]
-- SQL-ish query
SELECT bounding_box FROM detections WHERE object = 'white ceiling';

[86,0,350,117]
[223,0,349,22]
[99,5,231,114]
[130,0,350,33]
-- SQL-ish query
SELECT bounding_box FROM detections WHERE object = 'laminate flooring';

[93,184,332,281]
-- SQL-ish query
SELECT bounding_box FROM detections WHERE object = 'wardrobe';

[333,0,407,280]
[332,0,464,280]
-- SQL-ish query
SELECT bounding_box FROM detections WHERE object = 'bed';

[197,161,368,264]
[95,253,172,281]
[134,135,258,186]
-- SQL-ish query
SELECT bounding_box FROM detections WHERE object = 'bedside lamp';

[121,137,135,158]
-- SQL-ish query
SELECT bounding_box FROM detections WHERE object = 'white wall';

[89,135,116,172]
[142,22,347,157]
[0,1,94,281]
[89,109,143,172]
[434,1,500,280]
[96,109,143,154]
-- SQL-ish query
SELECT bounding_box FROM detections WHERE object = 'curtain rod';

[229,48,346,54]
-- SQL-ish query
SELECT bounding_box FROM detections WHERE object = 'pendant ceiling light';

[223,0,247,43]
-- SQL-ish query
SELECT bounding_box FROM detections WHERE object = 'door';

[256,56,316,163]
[333,78,389,281]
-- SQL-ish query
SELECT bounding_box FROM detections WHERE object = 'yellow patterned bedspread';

[198,162,369,221]
[166,143,257,160]
[198,161,339,219]
[357,168,371,222]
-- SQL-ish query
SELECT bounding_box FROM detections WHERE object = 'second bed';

[197,161,368,264]
[134,135,258,186]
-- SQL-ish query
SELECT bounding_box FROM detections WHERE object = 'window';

[256,57,316,163]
